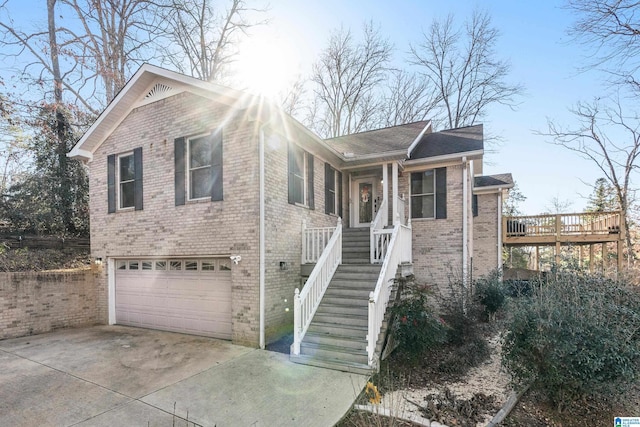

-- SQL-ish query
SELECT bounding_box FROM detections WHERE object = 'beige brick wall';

[473,192,500,279]
[0,269,100,339]
[408,163,473,292]
[89,92,262,346]
[88,91,342,346]
[262,128,338,343]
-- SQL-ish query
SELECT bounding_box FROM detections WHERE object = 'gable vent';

[145,83,173,100]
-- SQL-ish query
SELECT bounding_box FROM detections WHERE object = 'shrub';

[501,272,640,411]
[390,276,447,362]
[474,271,506,319]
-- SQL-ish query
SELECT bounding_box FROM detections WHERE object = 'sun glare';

[234,33,299,99]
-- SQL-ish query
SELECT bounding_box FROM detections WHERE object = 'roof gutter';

[403,149,484,169]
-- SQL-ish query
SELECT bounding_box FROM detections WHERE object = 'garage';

[115,258,232,339]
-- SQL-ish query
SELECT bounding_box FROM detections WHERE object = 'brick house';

[69,64,513,371]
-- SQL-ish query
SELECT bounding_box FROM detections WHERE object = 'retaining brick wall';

[0,268,100,340]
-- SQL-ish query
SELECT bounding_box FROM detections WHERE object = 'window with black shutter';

[107,148,143,213]
[410,167,447,219]
[325,163,342,215]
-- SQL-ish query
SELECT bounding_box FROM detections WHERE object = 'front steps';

[291,228,385,374]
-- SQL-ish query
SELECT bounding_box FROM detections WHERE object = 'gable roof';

[69,64,265,161]
[409,124,484,161]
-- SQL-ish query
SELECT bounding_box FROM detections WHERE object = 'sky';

[234,0,614,215]
[1,0,620,215]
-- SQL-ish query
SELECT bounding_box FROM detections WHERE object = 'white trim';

[186,133,214,202]
[403,149,484,169]
[108,258,116,325]
[68,64,253,160]
[259,126,266,349]
[392,162,399,224]
[473,183,515,194]
[462,158,468,286]
[407,120,432,157]
[497,189,503,272]
[116,151,135,210]
[408,169,436,220]
[382,163,389,226]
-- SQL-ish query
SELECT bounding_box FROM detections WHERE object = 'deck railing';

[293,218,342,355]
[367,221,412,367]
[370,198,389,263]
[504,211,622,240]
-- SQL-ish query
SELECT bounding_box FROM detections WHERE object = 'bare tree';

[155,0,267,82]
[380,69,440,127]
[566,0,640,89]
[0,0,158,113]
[546,97,640,259]
[308,22,393,138]
[409,10,522,130]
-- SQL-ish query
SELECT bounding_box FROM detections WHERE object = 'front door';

[353,179,375,227]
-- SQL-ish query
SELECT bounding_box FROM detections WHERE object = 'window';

[174,131,223,206]
[155,260,167,270]
[118,153,135,209]
[107,147,143,213]
[411,170,435,218]
[201,260,215,271]
[185,260,198,270]
[169,260,182,270]
[410,167,447,219]
[287,143,314,208]
[324,163,342,215]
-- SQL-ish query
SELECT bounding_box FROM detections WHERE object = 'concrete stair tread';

[290,354,372,374]
[309,321,367,331]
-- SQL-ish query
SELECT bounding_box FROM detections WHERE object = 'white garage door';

[115,258,232,339]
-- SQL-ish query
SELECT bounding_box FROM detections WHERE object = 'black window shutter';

[287,143,295,205]
[337,171,343,218]
[435,167,447,219]
[133,147,143,211]
[307,154,315,209]
[472,195,478,217]
[174,137,186,206]
[210,130,223,201]
[324,163,333,214]
[107,154,116,213]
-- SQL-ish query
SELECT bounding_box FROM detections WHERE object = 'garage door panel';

[115,258,232,339]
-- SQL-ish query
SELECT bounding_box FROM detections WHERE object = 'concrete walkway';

[0,326,368,427]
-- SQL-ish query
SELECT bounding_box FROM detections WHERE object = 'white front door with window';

[352,178,376,227]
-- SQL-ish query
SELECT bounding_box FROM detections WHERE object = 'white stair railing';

[293,218,342,355]
[302,220,337,264]
[367,220,412,367]
[370,198,388,263]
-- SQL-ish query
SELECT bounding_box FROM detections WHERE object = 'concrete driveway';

[0,326,368,427]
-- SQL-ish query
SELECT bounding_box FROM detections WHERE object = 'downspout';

[462,157,468,286]
[497,189,503,272]
[259,126,266,349]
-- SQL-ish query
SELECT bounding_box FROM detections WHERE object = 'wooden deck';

[503,211,624,246]
[503,211,625,271]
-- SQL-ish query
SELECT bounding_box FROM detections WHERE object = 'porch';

[292,162,413,372]
[503,211,625,271]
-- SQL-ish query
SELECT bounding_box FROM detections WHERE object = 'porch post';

[382,163,389,226]
[392,162,399,225]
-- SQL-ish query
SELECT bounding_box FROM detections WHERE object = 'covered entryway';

[114,258,232,339]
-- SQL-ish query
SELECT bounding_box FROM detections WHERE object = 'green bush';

[501,272,640,411]
[475,271,506,319]
[390,276,447,362]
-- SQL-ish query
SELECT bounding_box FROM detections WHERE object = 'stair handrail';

[302,220,338,264]
[367,220,412,367]
[370,198,388,263]
[293,217,342,355]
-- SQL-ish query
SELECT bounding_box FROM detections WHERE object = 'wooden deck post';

[589,244,594,273]
[603,242,608,273]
